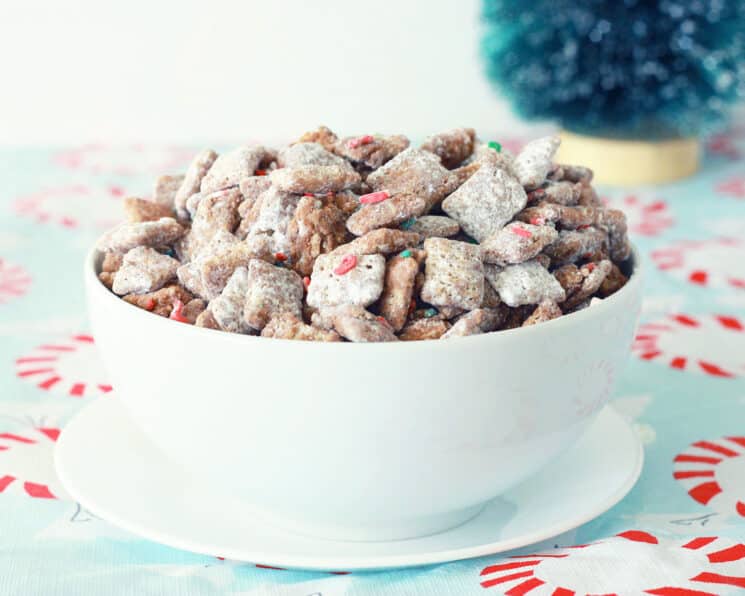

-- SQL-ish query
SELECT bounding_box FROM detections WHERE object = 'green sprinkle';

[488,141,502,153]
[400,217,416,230]
[424,308,438,318]
[400,249,412,258]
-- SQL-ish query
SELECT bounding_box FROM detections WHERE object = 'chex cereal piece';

[442,166,527,242]
[123,197,173,223]
[481,222,558,266]
[332,190,361,216]
[346,193,428,236]
[174,149,218,218]
[553,164,593,184]
[553,264,583,296]
[366,147,457,210]
[578,184,602,206]
[245,187,301,256]
[96,217,185,253]
[178,190,242,261]
[239,175,273,202]
[441,308,505,339]
[421,238,484,310]
[451,145,515,186]
[195,308,220,329]
[597,263,628,298]
[235,177,273,239]
[562,259,612,311]
[543,227,607,266]
[512,135,560,189]
[153,174,185,207]
[481,280,502,308]
[270,164,360,194]
[527,181,581,206]
[296,126,339,153]
[182,298,207,322]
[261,313,341,342]
[405,215,460,238]
[597,209,631,262]
[176,231,251,299]
[485,260,566,307]
[209,266,252,333]
[420,127,476,168]
[330,228,422,257]
[123,284,193,317]
[306,252,385,309]
[112,246,179,295]
[286,194,348,276]
[378,254,419,331]
[515,202,562,226]
[522,300,563,326]
[278,142,351,168]
[399,318,451,341]
[98,252,123,288]
[318,305,398,342]
[244,259,304,330]
[200,145,274,194]
[335,134,410,169]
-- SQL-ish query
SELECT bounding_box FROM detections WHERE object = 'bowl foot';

[250,502,488,543]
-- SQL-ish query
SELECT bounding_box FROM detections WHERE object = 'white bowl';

[84,246,642,541]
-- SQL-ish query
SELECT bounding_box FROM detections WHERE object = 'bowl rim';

[85,243,643,349]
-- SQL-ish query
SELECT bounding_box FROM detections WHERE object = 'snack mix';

[97,127,631,342]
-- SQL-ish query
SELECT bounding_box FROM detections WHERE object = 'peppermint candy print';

[0,426,67,499]
[0,258,31,304]
[715,176,745,199]
[12,184,125,231]
[479,531,745,594]
[633,314,745,378]
[603,194,674,237]
[651,238,745,290]
[706,133,741,160]
[15,334,112,397]
[674,436,745,519]
[54,144,192,176]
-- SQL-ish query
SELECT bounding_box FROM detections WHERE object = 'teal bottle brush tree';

[481,0,745,184]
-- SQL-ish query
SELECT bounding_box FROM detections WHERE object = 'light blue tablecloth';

[1,135,744,595]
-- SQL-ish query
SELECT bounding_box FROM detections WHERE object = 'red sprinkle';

[586,263,596,272]
[144,298,155,311]
[359,191,390,205]
[409,298,417,314]
[582,252,593,259]
[326,191,335,198]
[275,252,288,262]
[333,254,357,275]
[529,217,545,226]
[376,316,391,328]
[348,135,374,149]
[303,276,311,290]
[303,193,314,197]
[255,169,267,176]
[576,224,591,230]
[169,299,189,323]
[511,226,533,239]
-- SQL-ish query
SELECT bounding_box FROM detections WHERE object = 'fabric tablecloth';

[1,133,745,595]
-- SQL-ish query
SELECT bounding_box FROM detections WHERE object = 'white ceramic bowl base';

[84,246,642,542]
[55,397,643,572]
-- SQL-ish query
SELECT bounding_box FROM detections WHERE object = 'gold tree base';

[556,131,700,186]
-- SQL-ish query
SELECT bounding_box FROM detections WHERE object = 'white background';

[0,0,527,145]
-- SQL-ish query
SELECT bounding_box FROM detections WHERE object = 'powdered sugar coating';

[243,259,304,330]
[441,308,505,339]
[112,246,179,295]
[153,174,185,207]
[421,238,484,310]
[286,195,349,276]
[442,166,527,242]
[335,134,410,169]
[210,266,253,334]
[307,253,385,309]
[485,259,566,307]
[331,229,421,257]
[544,228,608,266]
[270,165,360,194]
[261,313,341,342]
[378,254,420,331]
[407,215,460,238]
[245,187,301,256]
[399,318,451,341]
[481,222,558,265]
[278,142,349,168]
[346,194,428,236]
[174,149,218,218]
[317,305,398,342]
[522,300,563,326]
[123,197,173,223]
[420,127,476,169]
[96,217,185,253]
[512,136,560,189]
[200,145,274,194]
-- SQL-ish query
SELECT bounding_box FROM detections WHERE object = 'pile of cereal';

[97,127,631,342]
